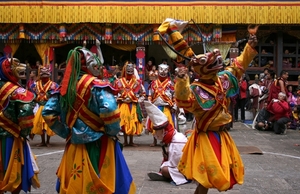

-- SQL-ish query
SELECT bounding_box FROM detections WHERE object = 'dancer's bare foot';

[129,143,138,147]
[46,143,51,147]
[150,143,157,147]
[123,143,129,147]
[36,143,46,147]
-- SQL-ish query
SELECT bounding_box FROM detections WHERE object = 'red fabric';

[98,135,108,171]
[60,56,74,96]
[162,123,175,144]
[267,100,290,120]
[208,131,237,189]
[2,59,19,85]
[10,87,35,102]
[208,131,221,163]
[239,80,247,99]
[267,78,288,104]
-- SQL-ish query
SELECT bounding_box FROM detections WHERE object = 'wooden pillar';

[277,31,283,76]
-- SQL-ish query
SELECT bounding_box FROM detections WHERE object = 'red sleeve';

[279,101,290,111]
[267,101,274,114]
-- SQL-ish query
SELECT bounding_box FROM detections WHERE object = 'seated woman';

[267,92,291,134]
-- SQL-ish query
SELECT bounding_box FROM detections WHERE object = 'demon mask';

[158,64,169,80]
[0,57,26,84]
[190,49,223,80]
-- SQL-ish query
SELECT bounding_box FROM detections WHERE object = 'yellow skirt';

[119,103,142,135]
[32,105,55,136]
[0,137,40,192]
[57,140,122,194]
[178,130,244,191]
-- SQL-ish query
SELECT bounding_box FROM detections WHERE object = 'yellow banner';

[0,1,300,24]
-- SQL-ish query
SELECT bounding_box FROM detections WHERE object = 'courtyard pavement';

[16,120,300,194]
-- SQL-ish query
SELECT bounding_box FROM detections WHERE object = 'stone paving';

[15,121,300,194]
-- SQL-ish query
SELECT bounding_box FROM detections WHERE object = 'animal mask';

[189,49,223,80]
[39,66,51,78]
[0,58,26,84]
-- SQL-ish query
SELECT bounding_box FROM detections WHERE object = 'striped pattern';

[0,1,299,24]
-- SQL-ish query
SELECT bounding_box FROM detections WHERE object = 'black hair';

[267,69,275,79]
[280,70,288,76]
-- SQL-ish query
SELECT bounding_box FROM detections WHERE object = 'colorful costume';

[42,41,135,194]
[116,62,145,136]
[147,63,175,132]
[0,57,40,193]
[155,19,258,192]
[31,67,58,137]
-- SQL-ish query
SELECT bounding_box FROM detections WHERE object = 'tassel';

[59,25,67,41]
[19,24,25,39]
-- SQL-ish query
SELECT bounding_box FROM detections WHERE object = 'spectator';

[267,70,289,104]
[148,64,158,81]
[289,105,300,130]
[287,85,297,107]
[255,102,273,131]
[249,79,262,119]
[267,92,290,134]
[234,74,249,122]
[26,69,38,90]
[259,69,275,109]
[259,67,269,80]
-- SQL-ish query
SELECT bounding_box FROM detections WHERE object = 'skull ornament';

[190,49,223,80]
[126,63,134,75]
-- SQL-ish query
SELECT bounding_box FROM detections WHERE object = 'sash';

[66,74,104,132]
[192,78,229,131]
[36,80,52,102]
[151,79,174,106]
[118,77,138,102]
[0,82,21,137]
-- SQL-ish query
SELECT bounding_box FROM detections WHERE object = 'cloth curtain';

[34,43,67,66]
[205,43,232,60]
[107,44,136,52]
[6,43,20,56]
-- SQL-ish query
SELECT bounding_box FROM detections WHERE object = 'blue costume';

[42,43,136,194]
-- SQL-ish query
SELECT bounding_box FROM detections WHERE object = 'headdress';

[144,101,169,130]
[121,61,135,79]
[60,44,103,110]
[189,49,223,80]
[0,56,26,85]
[144,100,175,144]
[38,66,51,78]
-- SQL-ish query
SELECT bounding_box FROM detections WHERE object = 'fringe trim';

[0,5,300,24]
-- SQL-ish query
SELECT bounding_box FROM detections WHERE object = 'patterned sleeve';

[174,76,196,112]
[92,87,121,136]
[225,43,257,80]
[42,93,70,139]
[17,102,35,137]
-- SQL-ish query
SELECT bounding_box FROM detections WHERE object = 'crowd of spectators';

[247,68,300,135]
